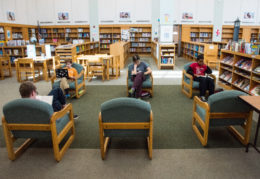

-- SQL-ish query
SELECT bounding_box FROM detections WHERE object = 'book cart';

[159,44,175,70]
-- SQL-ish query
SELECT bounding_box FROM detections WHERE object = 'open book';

[36,95,53,105]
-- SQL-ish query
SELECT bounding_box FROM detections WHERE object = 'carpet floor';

[0,85,259,149]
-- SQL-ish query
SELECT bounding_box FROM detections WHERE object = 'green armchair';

[182,62,216,98]
[2,98,75,162]
[192,90,253,146]
[99,97,153,159]
[127,63,153,97]
[51,63,86,99]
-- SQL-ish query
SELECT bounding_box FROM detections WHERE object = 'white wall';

[98,0,152,24]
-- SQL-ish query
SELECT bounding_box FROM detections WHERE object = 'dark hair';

[197,54,204,61]
[132,54,140,62]
[19,81,37,98]
[65,59,72,64]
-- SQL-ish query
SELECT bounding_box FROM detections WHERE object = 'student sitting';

[60,60,78,98]
[19,81,79,120]
[128,54,152,98]
[187,54,215,102]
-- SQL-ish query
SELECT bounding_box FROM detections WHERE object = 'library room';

[0,0,260,178]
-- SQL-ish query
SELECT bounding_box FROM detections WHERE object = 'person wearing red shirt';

[187,54,215,101]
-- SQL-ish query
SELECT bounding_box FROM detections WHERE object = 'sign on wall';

[7,12,15,21]
[160,25,173,43]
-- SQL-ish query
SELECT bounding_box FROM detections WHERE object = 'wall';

[0,0,260,26]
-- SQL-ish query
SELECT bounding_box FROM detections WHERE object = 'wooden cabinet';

[159,44,175,70]
[219,49,260,95]
[110,41,130,69]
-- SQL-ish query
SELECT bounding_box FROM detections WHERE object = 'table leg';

[107,59,109,80]
[246,113,260,153]
[43,61,48,81]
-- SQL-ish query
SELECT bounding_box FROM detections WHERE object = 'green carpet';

[0,85,259,149]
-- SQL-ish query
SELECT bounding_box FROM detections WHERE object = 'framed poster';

[182,12,193,20]
[58,12,69,20]
[119,12,130,21]
[7,12,15,21]
[244,12,254,20]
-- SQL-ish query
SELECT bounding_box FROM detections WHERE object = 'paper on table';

[36,95,53,105]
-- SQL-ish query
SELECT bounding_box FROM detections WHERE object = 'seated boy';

[60,60,78,98]
[19,81,79,119]
[128,54,152,98]
[187,54,215,101]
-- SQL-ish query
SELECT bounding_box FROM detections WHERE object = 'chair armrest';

[75,69,84,80]
[209,74,216,84]
[183,70,193,80]
[150,73,153,85]
[193,96,210,112]
[51,103,73,123]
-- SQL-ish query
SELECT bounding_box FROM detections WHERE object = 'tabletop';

[239,96,260,112]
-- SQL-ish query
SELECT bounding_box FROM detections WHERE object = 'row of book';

[100,40,111,43]
[235,59,252,71]
[100,34,111,38]
[233,78,250,91]
[130,47,151,52]
[78,33,89,38]
[161,58,174,64]
[12,33,23,39]
[6,40,29,46]
[254,66,260,73]
[131,43,146,47]
[0,27,4,33]
[0,34,4,40]
[225,40,260,55]
[161,52,174,56]
[220,71,232,83]
[222,56,234,65]
[130,28,143,32]
[234,69,250,78]
[100,44,109,49]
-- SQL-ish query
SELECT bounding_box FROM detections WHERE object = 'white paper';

[160,25,173,43]
[27,45,36,58]
[209,45,214,49]
[45,44,51,58]
[36,95,53,105]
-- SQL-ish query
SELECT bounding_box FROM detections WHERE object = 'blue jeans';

[48,87,66,112]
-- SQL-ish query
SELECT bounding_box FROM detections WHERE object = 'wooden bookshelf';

[218,49,260,95]
[159,44,175,70]
[55,41,99,64]
[221,25,243,42]
[182,25,213,42]
[129,25,152,55]
[110,41,130,69]
[99,25,113,53]
[213,41,227,58]
[182,41,218,64]
[250,27,260,42]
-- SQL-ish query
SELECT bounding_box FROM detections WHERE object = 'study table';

[77,54,114,80]
[239,95,260,153]
[15,57,53,82]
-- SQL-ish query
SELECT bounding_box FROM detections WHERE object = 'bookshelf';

[12,27,23,40]
[221,25,243,42]
[213,41,227,58]
[55,41,99,64]
[182,25,213,42]
[218,49,260,95]
[250,28,260,42]
[159,44,175,70]
[129,25,152,55]
[99,25,113,53]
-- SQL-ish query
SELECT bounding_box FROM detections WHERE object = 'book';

[36,95,53,105]
[250,85,260,96]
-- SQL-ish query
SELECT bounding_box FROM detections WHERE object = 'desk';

[77,55,114,80]
[15,57,53,82]
[239,95,260,153]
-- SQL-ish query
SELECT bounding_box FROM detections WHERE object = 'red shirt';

[190,63,207,76]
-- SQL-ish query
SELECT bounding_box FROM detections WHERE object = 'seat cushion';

[184,78,200,88]
[52,79,83,90]
[128,78,152,88]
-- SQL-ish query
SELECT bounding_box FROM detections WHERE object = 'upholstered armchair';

[182,62,216,98]
[126,63,153,97]
[51,63,86,99]
[99,97,153,159]
[2,98,75,162]
[192,90,253,146]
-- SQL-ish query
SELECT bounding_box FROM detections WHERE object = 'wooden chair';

[16,58,42,82]
[192,90,253,146]
[88,57,106,82]
[127,63,153,97]
[182,62,216,98]
[0,56,12,80]
[2,98,75,162]
[51,63,86,99]
[109,55,120,79]
[99,97,153,159]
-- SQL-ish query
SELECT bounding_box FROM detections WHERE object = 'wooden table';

[77,55,114,80]
[239,95,260,153]
[15,57,53,82]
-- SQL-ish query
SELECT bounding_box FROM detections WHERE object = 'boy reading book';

[187,54,215,102]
